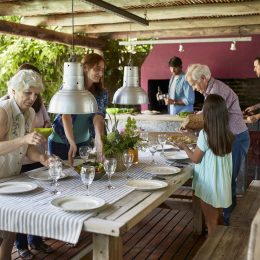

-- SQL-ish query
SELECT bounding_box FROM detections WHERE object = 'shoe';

[29,241,54,253]
[18,249,34,260]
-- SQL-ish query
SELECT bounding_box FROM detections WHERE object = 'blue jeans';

[223,130,250,225]
[15,234,42,250]
[48,140,91,160]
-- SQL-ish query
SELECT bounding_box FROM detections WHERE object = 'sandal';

[18,249,34,260]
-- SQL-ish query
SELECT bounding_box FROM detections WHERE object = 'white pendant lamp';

[112,66,149,105]
[48,0,98,114]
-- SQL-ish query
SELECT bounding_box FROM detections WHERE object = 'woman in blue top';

[48,53,108,165]
[176,94,234,235]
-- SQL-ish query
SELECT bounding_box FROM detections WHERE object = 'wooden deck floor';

[11,187,206,260]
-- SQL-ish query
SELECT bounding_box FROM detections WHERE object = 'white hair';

[186,64,211,82]
[7,69,44,96]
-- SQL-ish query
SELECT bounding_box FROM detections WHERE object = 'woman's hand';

[174,141,188,151]
[247,115,259,123]
[24,131,46,145]
[39,154,49,167]
[68,142,77,166]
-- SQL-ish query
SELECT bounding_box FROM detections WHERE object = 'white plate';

[51,196,105,212]
[164,151,189,160]
[0,182,38,194]
[126,179,168,191]
[63,158,84,167]
[144,166,181,176]
[28,170,69,181]
[157,144,174,151]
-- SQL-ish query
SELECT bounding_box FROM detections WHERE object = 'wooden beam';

[22,1,260,27]
[61,15,260,34]
[0,20,106,49]
[108,25,260,39]
[0,0,181,16]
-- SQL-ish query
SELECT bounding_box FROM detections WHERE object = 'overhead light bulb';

[230,41,237,51]
[178,44,184,52]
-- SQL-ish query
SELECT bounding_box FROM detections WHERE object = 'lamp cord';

[71,0,75,59]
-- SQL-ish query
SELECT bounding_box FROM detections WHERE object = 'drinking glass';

[122,151,134,179]
[139,132,149,151]
[103,158,117,190]
[149,141,158,164]
[80,165,95,195]
[158,134,167,156]
[79,146,91,162]
[48,157,62,195]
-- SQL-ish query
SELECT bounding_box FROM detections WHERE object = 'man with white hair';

[244,57,260,123]
[0,69,49,259]
[185,64,250,226]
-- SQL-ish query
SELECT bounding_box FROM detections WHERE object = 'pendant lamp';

[48,0,98,114]
[112,66,149,105]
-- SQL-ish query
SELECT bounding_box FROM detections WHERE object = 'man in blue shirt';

[164,56,195,115]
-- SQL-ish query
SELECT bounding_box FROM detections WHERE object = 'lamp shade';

[112,66,149,105]
[48,62,98,114]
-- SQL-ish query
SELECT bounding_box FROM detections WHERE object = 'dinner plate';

[51,196,106,212]
[0,182,38,194]
[163,151,189,160]
[28,170,69,181]
[141,110,160,115]
[144,166,181,176]
[157,144,174,151]
[126,179,168,191]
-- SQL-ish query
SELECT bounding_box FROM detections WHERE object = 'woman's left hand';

[95,137,104,162]
[39,154,49,167]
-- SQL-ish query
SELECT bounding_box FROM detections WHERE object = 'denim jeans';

[223,130,250,225]
[15,234,42,250]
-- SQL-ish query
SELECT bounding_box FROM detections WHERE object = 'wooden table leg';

[192,195,205,235]
[93,234,122,260]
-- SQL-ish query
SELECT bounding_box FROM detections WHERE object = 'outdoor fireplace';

[147,78,260,113]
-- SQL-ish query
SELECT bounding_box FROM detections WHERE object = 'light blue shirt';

[168,72,195,115]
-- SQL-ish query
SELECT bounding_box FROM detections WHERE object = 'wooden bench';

[230,180,260,228]
[193,226,250,260]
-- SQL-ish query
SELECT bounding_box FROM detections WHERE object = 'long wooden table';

[0,151,195,260]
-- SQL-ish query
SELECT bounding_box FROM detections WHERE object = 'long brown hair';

[81,53,105,96]
[203,94,234,156]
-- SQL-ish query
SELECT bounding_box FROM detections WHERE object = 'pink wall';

[141,34,260,110]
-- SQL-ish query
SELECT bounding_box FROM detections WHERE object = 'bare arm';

[176,142,204,164]
[93,114,105,162]
[26,145,49,166]
[62,114,77,165]
[0,108,46,156]
[245,103,260,113]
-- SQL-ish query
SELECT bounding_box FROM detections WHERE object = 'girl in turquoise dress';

[176,94,234,235]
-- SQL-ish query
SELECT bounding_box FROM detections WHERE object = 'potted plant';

[103,115,141,171]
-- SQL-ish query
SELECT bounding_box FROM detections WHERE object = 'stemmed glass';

[139,132,149,151]
[103,158,117,190]
[48,157,62,195]
[158,134,167,156]
[79,146,91,162]
[122,151,134,179]
[80,166,95,195]
[149,141,158,165]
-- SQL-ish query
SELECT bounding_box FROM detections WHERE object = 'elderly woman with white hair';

[0,69,49,259]
[185,64,250,226]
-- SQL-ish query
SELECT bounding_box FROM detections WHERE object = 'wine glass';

[79,146,91,162]
[80,166,95,195]
[122,151,134,179]
[149,141,158,164]
[158,134,167,156]
[103,158,117,190]
[48,157,62,195]
[139,132,149,151]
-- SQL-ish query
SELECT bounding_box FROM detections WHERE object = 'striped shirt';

[204,78,247,135]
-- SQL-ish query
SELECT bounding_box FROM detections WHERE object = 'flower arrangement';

[103,114,141,157]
